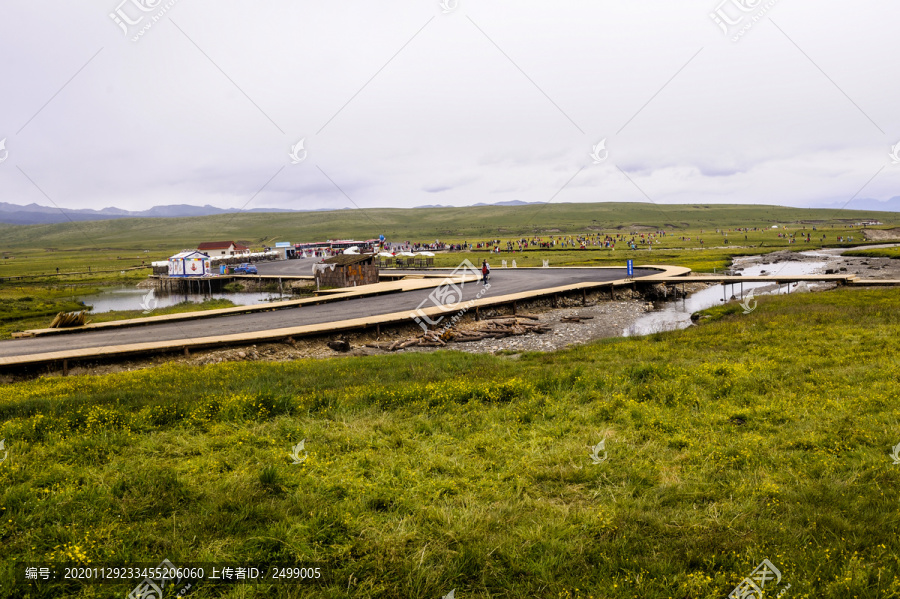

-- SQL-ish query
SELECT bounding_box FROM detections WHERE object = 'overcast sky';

[1,1,899,213]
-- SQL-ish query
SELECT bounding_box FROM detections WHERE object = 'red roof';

[197,241,248,251]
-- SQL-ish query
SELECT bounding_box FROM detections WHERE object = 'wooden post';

[475,306,480,321]
[184,347,190,357]
[582,288,587,305]
[512,301,517,315]
[62,359,68,376]
[376,324,380,337]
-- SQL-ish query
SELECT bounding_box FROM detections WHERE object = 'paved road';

[0,267,655,358]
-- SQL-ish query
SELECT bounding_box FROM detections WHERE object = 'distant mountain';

[0,199,549,225]
[470,200,539,207]
[0,202,297,225]
[4,196,898,226]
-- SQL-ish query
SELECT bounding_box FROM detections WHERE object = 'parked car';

[232,263,258,274]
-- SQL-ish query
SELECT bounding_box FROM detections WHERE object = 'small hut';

[273,242,295,259]
[168,251,212,277]
[315,254,378,288]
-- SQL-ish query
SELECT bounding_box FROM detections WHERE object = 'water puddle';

[76,287,289,313]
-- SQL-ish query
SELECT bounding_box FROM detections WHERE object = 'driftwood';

[486,314,539,321]
[49,311,89,328]
[376,317,553,350]
[560,316,594,323]
[369,316,554,351]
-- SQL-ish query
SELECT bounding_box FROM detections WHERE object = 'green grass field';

[0,202,890,257]
[0,202,883,283]
[2,286,900,598]
[844,247,900,260]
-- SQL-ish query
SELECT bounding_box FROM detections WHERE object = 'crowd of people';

[315,224,859,258]
[445,232,672,253]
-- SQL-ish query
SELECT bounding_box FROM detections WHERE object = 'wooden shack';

[315,254,379,288]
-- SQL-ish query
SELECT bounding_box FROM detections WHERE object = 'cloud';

[0,1,898,212]
[424,185,454,193]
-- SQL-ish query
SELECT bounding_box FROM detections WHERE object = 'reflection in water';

[77,287,289,313]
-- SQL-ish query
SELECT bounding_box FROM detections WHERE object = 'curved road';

[0,266,657,359]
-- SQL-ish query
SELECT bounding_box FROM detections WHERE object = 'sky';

[1,1,899,214]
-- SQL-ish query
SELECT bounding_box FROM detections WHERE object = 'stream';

[622,245,887,337]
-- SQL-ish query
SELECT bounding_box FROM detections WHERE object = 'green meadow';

[2,286,900,598]
[844,247,900,260]
[0,202,892,252]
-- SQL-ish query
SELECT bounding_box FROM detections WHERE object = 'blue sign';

[626,259,633,277]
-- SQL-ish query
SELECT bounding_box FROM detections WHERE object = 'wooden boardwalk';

[1,266,688,368]
[652,274,856,284]
[5,265,899,370]
[13,275,477,339]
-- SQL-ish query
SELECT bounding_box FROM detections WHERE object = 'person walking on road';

[481,260,490,284]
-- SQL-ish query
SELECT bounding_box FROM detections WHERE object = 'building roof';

[322,254,376,266]
[170,250,209,260]
[197,241,249,251]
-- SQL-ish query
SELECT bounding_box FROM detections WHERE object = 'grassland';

[844,247,900,260]
[2,286,899,598]
[0,203,881,284]
[0,202,892,257]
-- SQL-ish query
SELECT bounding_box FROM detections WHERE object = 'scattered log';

[49,311,89,328]
[560,316,594,323]
[379,315,554,349]
[485,314,540,321]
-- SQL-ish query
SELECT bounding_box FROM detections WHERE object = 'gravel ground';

[399,301,653,355]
